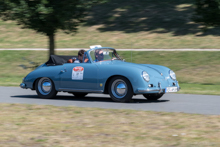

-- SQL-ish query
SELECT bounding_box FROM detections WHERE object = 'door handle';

[61,69,67,73]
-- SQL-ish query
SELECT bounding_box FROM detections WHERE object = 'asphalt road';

[0,86,220,115]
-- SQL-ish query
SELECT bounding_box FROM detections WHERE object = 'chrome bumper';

[137,86,180,94]
[138,88,165,93]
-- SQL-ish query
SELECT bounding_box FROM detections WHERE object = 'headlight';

[142,71,150,82]
[169,70,176,80]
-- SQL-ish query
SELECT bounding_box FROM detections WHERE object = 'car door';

[60,63,98,90]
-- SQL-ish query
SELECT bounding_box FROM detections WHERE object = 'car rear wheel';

[108,76,133,102]
[143,93,164,101]
[35,77,57,98]
[72,93,88,98]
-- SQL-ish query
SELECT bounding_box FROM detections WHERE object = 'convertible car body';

[20,46,180,102]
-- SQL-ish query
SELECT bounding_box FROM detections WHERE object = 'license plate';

[165,87,178,93]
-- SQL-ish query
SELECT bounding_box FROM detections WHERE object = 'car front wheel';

[108,76,133,102]
[35,77,57,98]
[143,93,164,101]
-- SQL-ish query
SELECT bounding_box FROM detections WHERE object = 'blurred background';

[0,0,220,95]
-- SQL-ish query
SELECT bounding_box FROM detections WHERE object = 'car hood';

[97,60,171,78]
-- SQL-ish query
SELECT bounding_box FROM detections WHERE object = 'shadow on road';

[11,95,169,104]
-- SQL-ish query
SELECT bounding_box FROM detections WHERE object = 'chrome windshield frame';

[87,47,121,63]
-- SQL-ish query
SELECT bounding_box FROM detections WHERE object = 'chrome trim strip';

[58,88,103,93]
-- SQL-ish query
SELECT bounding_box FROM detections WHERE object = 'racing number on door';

[72,66,84,80]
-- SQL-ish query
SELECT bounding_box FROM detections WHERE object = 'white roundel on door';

[72,66,84,80]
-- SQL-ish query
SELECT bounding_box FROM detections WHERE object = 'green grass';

[1,0,220,49]
[0,50,219,95]
[0,103,220,146]
[178,83,220,95]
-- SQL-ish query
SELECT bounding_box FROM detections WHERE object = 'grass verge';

[1,0,220,49]
[0,50,219,95]
[178,83,220,95]
[0,103,219,147]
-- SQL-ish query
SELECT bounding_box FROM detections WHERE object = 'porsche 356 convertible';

[20,46,180,102]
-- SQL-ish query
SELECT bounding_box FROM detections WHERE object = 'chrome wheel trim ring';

[38,77,52,95]
[111,79,127,99]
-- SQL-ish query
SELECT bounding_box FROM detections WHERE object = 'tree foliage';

[0,0,106,56]
[193,0,220,27]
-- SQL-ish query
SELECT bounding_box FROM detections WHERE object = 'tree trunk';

[48,33,55,58]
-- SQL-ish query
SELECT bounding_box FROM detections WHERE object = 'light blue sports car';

[20,46,180,102]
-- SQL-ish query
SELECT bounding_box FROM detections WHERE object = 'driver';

[94,49,104,62]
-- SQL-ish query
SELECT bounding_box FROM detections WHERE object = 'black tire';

[72,93,88,98]
[35,77,57,99]
[143,93,164,101]
[108,76,133,102]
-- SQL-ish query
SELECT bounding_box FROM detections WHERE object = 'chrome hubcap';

[116,83,126,95]
[38,78,52,95]
[42,82,51,92]
[111,79,127,99]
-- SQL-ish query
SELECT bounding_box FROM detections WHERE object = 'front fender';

[97,65,146,93]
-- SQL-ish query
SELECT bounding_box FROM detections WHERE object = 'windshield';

[89,49,121,62]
